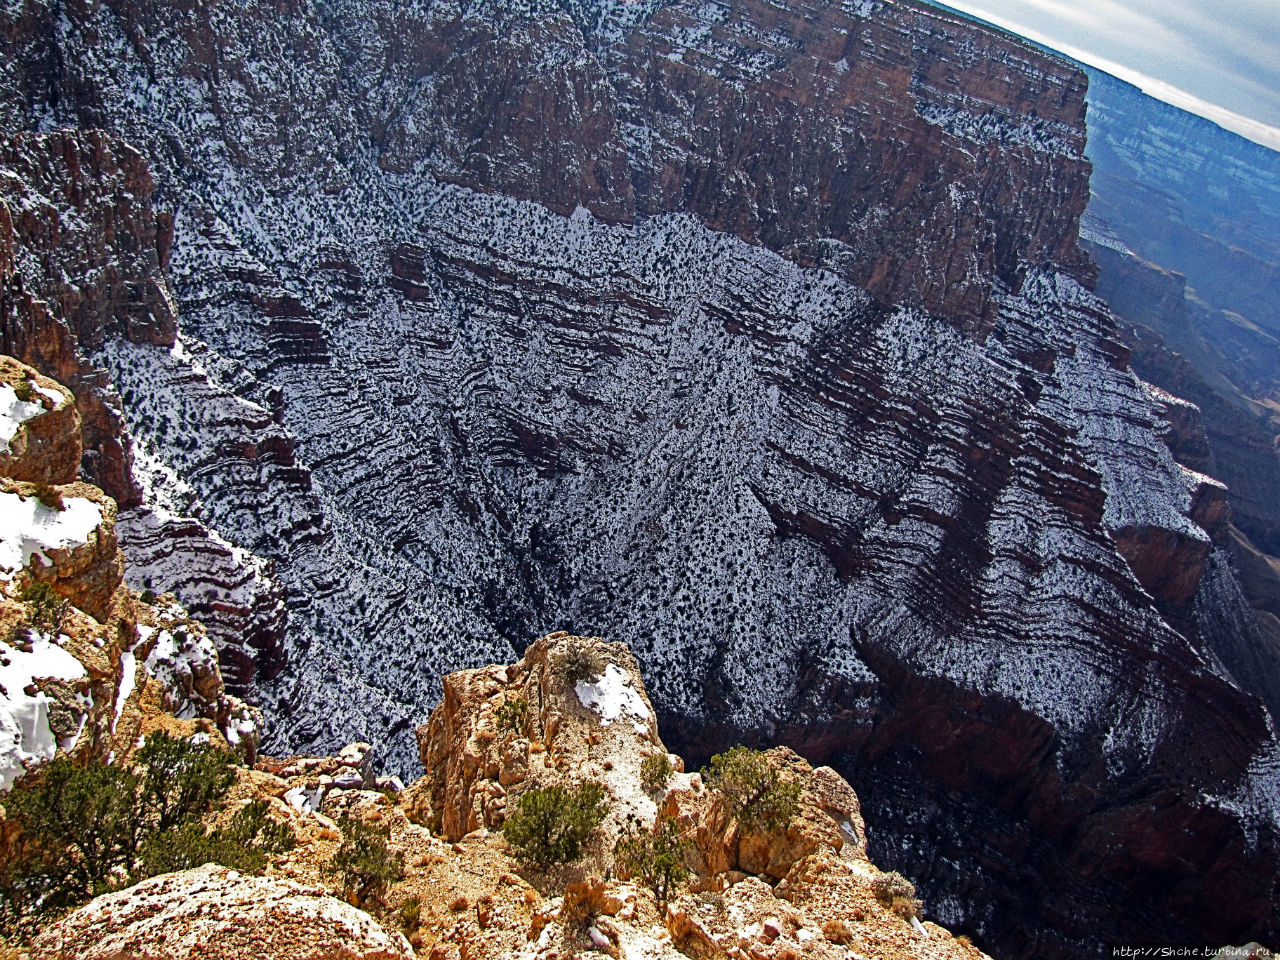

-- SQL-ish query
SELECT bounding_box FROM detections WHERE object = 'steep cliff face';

[356,0,1094,326]
[1081,71,1280,728]
[1082,69,1280,566]
[0,128,289,692]
[0,1,1277,956]
[0,357,259,793]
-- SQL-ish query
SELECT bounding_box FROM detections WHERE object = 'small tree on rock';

[639,753,673,793]
[1,756,141,920]
[871,870,923,919]
[702,746,800,834]
[137,732,237,832]
[502,781,608,871]
[329,816,404,908]
[613,813,690,903]
[0,732,289,936]
[558,642,605,685]
[495,696,530,737]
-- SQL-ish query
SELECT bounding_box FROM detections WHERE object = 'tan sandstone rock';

[0,362,258,794]
[30,863,415,960]
[0,357,82,486]
[414,631,663,844]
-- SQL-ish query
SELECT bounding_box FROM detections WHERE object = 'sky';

[931,0,1280,152]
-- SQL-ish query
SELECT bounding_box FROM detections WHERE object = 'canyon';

[1,0,1278,956]
[1081,68,1280,720]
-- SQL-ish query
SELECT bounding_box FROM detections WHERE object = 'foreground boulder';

[30,863,414,960]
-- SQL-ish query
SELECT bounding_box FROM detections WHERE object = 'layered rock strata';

[0,1,1276,955]
[0,129,288,691]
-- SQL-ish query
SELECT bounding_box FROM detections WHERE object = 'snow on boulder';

[0,490,102,577]
[137,607,263,756]
[0,481,124,623]
[0,358,82,485]
[0,632,87,790]
[0,383,49,449]
[575,662,651,726]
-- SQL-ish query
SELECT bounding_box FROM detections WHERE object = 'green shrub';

[639,753,673,793]
[613,814,690,903]
[495,696,529,737]
[136,732,237,832]
[558,643,605,685]
[222,799,296,862]
[137,799,295,876]
[1,756,141,923]
[11,377,36,404]
[702,746,801,834]
[19,581,67,633]
[0,733,284,935]
[398,895,422,930]
[502,781,608,870]
[329,816,404,908]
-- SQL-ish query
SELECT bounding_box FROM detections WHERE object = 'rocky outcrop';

[661,747,868,883]
[0,357,124,619]
[0,358,258,791]
[0,357,82,485]
[413,631,663,843]
[30,864,415,960]
[398,633,986,960]
[20,634,988,959]
[413,631,867,883]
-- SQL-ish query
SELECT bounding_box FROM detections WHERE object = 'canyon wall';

[1,1,1277,955]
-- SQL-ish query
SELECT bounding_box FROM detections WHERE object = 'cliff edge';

[31,632,993,960]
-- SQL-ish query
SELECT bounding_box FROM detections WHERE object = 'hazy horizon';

[931,0,1280,152]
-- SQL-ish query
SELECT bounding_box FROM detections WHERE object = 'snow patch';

[224,705,257,746]
[284,784,323,813]
[575,664,651,726]
[34,384,64,407]
[0,384,47,449]
[0,492,102,576]
[0,633,87,790]
[112,645,137,732]
[141,622,218,719]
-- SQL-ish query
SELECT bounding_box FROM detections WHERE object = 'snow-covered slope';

[1,0,1277,954]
